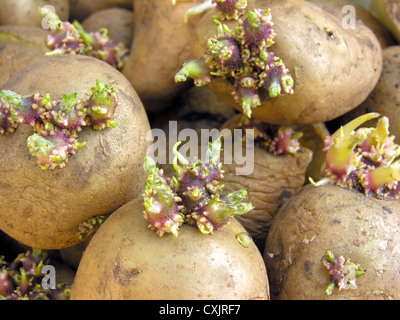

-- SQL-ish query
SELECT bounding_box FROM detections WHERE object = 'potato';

[122,0,207,112]
[264,184,400,300]
[0,25,49,87]
[371,0,400,43]
[81,7,134,49]
[0,0,69,27]
[297,122,330,183]
[333,46,400,143]
[265,113,400,299]
[308,0,397,48]
[150,85,238,137]
[219,115,313,250]
[0,54,151,250]
[69,0,133,21]
[70,197,270,300]
[58,234,93,269]
[190,0,383,125]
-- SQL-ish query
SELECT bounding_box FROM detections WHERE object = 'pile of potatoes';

[1,0,400,301]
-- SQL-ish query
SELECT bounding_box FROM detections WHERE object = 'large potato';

[190,0,383,125]
[0,25,49,87]
[0,0,69,27]
[70,197,270,300]
[264,184,400,300]
[0,55,151,250]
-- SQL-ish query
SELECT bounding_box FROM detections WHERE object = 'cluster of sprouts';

[310,113,400,199]
[174,0,294,118]
[238,116,302,156]
[143,137,254,237]
[0,80,120,169]
[0,249,71,300]
[322,250,365,296]
[39,7,129,70]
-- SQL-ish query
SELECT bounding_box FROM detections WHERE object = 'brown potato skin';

[70,197,270,300]
[219,115,313,251]
[308,0,397,49]
[122,0,205,113]
[333,46,400,144]
[81,7,134,48]
[0,26,49,87]
[264,184,400,300]
[191,0,383,125]
[0,55,151,250]
[69,0,133,21]
[0,0,69,27]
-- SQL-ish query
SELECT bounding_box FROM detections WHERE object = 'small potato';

[265,184,400,300]
[70,197,270,300]
[69,0,133,21]
[81,7,134,48]
[0,25,49,87]
[0,55,151,250]
[190,0,383,125]
[0,0,69,27]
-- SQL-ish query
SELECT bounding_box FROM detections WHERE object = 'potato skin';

[70,197,270,300]
[122,0,204,113]
[371,0,400,43]
[308,0,396,49]
[333,46,400,144]
[220,115,313,251]
[0,0,69,27]
[0,55,151,250]
[81,7,134,48]
[69,0,133,21]
[191,0,383,125]
[0,26,49,87]
[264,184,400,300]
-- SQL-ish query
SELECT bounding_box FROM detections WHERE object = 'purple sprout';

[238,117,303,156]
[143,137,254,236]
[40,7,129,70]
[175,5,294,118]
[85,80,120,130]
[323,250,365,296]
[0,80,120,170]
[27,127,85,170]
[0,249,71,300]
[46,93,87,132]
